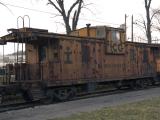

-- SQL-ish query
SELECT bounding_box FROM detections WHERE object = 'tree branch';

[47,0,87,34]
[0,2,13,15]
[50,14,62,18]
[48,0,62,14]
[148,0,152,8]
[72,11,77,30]
[67,0,80,19]
[145,0,152,8]
[72,0,83,30]
[151,9,160,21]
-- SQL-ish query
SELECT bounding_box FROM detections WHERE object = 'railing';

[14,63,40,81]
[0,66,15,85]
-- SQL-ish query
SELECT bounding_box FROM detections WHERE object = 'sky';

[0,0,160,54]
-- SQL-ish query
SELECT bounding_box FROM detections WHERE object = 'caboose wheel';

[129,81,136,90]
[135,80,145,89]
[68,87,77,100]
[56,89,68,101]
[21,90,33,102]
[45,90,55,103]
[140,80,146,89]
[115,81,122,90]
[53,87,77,101]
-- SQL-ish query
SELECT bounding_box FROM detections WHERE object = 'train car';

[0,26,160,101]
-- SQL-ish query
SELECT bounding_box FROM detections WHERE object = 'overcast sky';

[0,0,160,54]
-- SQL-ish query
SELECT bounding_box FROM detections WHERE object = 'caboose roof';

[126,41,160,48]
[71,25,125,32]
[0,27,103,45]
[1,27,160,48]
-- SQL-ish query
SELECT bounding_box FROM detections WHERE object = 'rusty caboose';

[0,26,160,101]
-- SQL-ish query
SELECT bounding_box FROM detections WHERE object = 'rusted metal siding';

[103,55,125,79]
[26,44,39,64]
[105,30,125,54]
[70,28,96,37]
[60,40,82,80]
[51,38,104,82]
[25,37,106,84]
[125,43,156,79]
[71,26,126,54]
[156,59,160,73]
[24,37,157,86]
[15,28,154,86]
[151,47,160,74]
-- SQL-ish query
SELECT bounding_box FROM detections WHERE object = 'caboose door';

[81,42,92,79]
[38,45,47,81]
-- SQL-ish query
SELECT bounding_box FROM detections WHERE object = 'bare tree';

[48,0,83,34]
[135,0,156,43]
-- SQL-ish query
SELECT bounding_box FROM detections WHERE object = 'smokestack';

[86,24,91,37]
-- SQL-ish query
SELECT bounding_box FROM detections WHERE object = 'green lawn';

[50,97,160,120]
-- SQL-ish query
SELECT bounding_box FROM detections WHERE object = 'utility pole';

[131,15,134,42]
[125,14,127,41]
[2,44,4,84]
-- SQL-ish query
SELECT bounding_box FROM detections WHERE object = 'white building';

[0,53,25,67]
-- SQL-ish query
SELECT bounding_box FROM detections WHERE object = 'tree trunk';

[145,0,152,44]
[146,6,152,43]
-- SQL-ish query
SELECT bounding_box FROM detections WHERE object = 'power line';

[79,17,121,26]
[5,3,58,15]
[4,2,121,26]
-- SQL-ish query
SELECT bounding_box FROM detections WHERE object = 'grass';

[50,97,160,120]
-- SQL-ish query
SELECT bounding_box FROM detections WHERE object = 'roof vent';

[86,24,91,37]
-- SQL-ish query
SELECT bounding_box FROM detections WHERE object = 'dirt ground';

[1,87,160,120]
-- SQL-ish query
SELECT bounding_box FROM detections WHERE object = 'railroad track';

[0,84,159,113]
[72,83,160,101]
[0,100,41,113]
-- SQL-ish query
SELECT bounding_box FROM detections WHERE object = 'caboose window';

[130,48,136,62]
[112,30,120,41]
[82,45,90,64]
[143,49,148,63]
[52,39,60,62]
[39,46,46,62]
[53,51,59,62]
